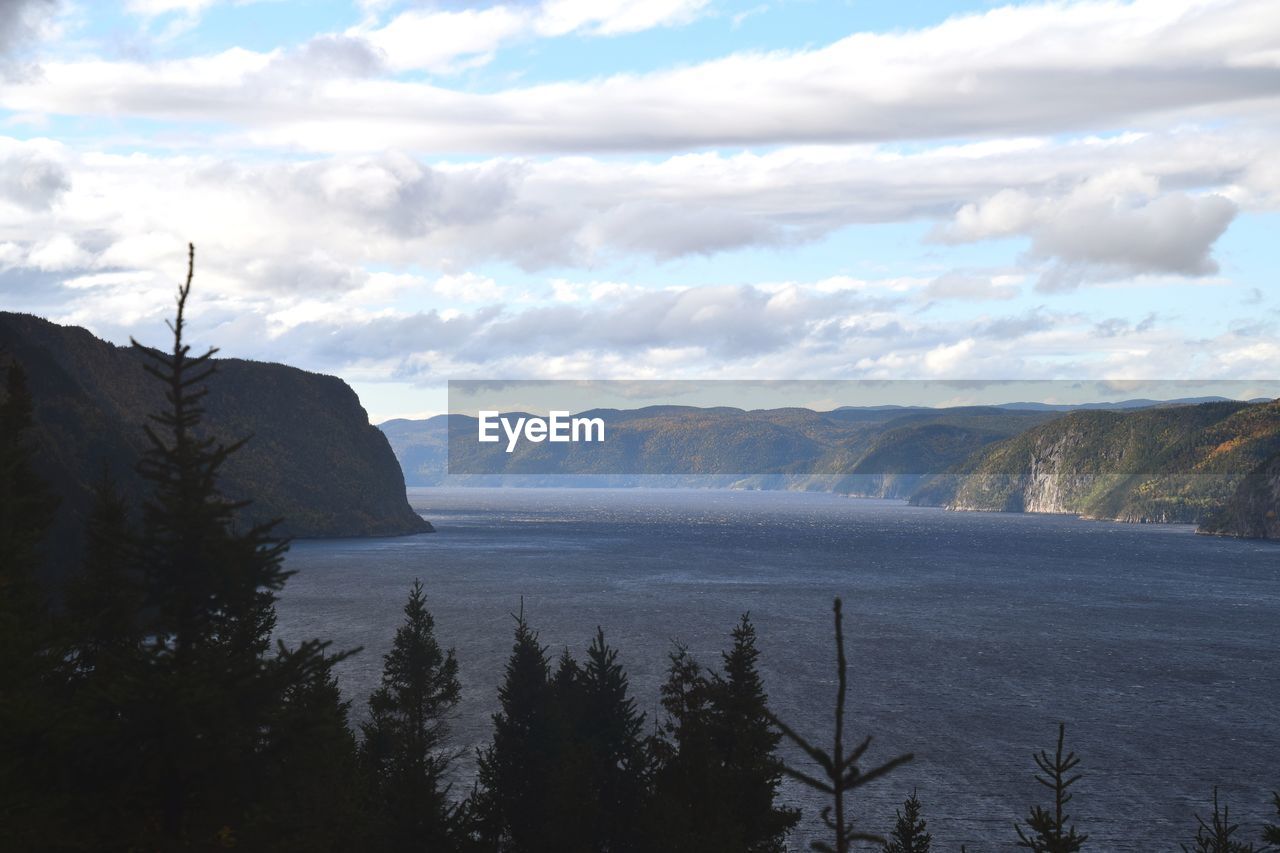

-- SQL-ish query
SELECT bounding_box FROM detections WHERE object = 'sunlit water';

[275,487,1280,851]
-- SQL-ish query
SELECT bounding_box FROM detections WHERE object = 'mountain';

[1199,452,1280,539]
[910,400,1280,525]
[380,406,1056,496]
[1,312,431,565]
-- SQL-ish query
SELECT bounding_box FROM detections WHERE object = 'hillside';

[381,406,1055,495]
[1,312,431,561]
[1200,452,1280,539]
[910,400,1280,525]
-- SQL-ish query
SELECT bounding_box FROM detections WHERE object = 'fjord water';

[276,488,1280,851]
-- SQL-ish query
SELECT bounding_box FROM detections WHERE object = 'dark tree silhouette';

[578,627,650,853]
[361,578,462,852]
[475,603,558,853]
[883,791,932,853]
[1181,789,1263,853]
[710,614,800,852]
[0,359,63,847]
[1265,793,1280,846]
[767,598,913,853]
[1014,723,1087,853]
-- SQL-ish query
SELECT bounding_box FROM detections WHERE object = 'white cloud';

[535,0,711,36]
[5,0,1280,152]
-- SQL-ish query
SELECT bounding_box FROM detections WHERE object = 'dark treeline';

[3,250,1279,851]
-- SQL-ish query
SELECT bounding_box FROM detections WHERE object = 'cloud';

[0,139,70,210]
[0,0,58,79]
[940,170,1238,291]
[6,0,1280,152]
[924,272,1022,301]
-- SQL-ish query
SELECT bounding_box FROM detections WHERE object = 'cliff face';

[911,401,1280,524]
[1,312,431,547]
[1200,453,1280,539]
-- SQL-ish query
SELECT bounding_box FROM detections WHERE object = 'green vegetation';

[2,251,1277,849]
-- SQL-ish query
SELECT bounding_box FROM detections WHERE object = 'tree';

[883,791,932,853]
[1182,789,1262,853]
[0,359,64,847]
[767,598,913,853]
[648,643,720,852]
[709,614,800,852]
[577,627,650,853]
[1264,793,1280,847]
[1014,723,1087,853]
[361,578,462,852]
[102,244,338,847]
[475,603,558,853]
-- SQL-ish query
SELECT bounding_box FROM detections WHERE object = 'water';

[275,487,1280,851]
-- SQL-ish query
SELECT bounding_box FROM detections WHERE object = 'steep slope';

[381,406,1054,491]
[1,312,431,548]
[1199,452,1280,539]
[911,400,1280,524]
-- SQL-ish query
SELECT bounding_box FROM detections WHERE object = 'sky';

[0,0,1278,421]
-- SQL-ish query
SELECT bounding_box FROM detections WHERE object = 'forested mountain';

[381,406,1056,495]
[910,400,1280,527]
[1200,451,1280,539]
[0,311,430,568]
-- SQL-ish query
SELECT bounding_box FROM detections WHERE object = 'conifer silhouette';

[1265,793,1280,846]
[1014,723,1087,852]
[883,791,932,853]
[1181,789,1263,853]
[361,578,462,851]
[475,602,558,853]
[767,598,913,853]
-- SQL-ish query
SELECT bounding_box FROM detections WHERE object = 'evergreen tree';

[883,791,932,853]
[1014,723,1087,853]
[710,614,800,853]
[648,643,720,852]
[768,598,913,853]
[475,604,557,853]
[0,359,64,847]
[361,578,462,852]
[577,627,649,853]
[1181,789,1262,853]
[89,244,338,847]
[1264,793,1280,847]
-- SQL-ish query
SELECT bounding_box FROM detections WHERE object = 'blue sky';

[1,0,1278,420]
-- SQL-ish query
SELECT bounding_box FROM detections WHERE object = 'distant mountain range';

[1,312,430,574]
[382,398,1280,539]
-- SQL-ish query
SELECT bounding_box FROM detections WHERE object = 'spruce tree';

[1014,723,1087,853]
[578,627,649,853]
[112,244,336,846]
[1265,792,1280,846]
[1181,789,1262,853]
[711,614,800,852]
[648,643,720,852]
[361,578,462,852]
[475,604,557,853]
[883,791,932,853]
[0,359,63,846]
[768,598,913,853]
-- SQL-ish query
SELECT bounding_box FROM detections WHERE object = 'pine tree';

[106,244,337,847]
[361,578,462,852]
[1181,789,1262,853]
[1014,723,1087,853]
[710,614,800,852]
[0,359,64,846]
[768,598,913,853]
[883,791,932,853]
[475,603,557,853]
[578,627,649,853]
[1264,793,1280,847]
[648,643,720,852]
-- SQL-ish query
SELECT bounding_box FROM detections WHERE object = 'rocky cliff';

[1,312,431,549]
[911,401,1280,524]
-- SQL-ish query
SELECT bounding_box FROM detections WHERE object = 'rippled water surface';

[275,487,1280,851]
